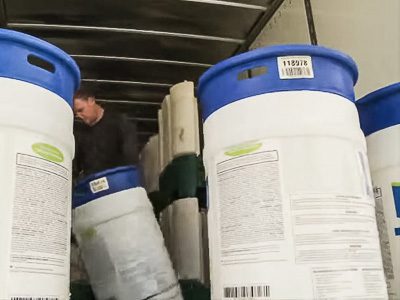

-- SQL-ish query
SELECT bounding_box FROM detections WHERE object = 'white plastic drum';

[0,29,80,299]
[140,134,160,194]
[198,45,388,300]
[72,166,182,300]
[171,197,204,282]
[357,83,400,300]
[169,81,201,158]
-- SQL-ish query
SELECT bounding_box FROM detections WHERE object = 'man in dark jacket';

[73,89,138,178]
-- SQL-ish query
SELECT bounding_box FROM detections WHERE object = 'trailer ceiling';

[1,0,283,147]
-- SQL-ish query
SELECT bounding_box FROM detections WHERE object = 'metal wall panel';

[2,0,283,145]
[6,0,266,39]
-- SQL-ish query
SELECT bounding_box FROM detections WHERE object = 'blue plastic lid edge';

[0,29,81,106]
[73,165,142,208]
[198,44,358,120]
[357,82,400,136]
[199,44,358,89]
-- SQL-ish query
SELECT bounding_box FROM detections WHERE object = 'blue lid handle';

[0,29,81,106]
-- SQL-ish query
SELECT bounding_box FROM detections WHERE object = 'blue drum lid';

[0,29,80,107]
[357,83,400,136]
[73,165,142,208]
[198,44,358,120]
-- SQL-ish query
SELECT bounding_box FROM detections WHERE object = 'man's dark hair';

[74,89,95,101]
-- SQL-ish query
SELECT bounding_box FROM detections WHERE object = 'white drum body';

[73,167,182,300]
[140,134,160,194]
[172,197,204,282]
[0,29,79,300]
[170,81,200,158]
[198,45,388,299]
[357,83,400,300]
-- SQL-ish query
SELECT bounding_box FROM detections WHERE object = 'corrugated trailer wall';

[251,0,400,98]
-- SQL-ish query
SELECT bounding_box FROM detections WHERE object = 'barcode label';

[224,285,270,299]
[89,176,109,193]
[11,298,59,300]
[277,56,314,79]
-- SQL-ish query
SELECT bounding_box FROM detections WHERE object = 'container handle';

[237,65,268,81]
[0,29,80,103]
[27,54,56,74]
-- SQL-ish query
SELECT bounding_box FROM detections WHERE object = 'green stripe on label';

[32,143,64,163]
[225,142,262,157]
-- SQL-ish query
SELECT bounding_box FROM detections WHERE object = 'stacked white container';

[160,204,175,268]
[161,95,173,169]
[171,197,204,282]
[170,81,201,158]
[158,109,165,173]
[169,81,204,282]
[140,134,160,194]
[156,81,206,284]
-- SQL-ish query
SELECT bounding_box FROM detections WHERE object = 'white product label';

[292,193,387,299]
[11,153,70,298]
[216,146,286,265]
[90,177,109,193]
[277,55,314,79]
[291,193,382,265]
[208,139,387,299]
[312,267,387,299]
[373,186,394,280]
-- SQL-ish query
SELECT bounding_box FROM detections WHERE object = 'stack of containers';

[72,166,182,300]
[158,109,165,174]
[357,83,400,300]
[172,197,204,283]
[198,45,388,300]
[140,134,160,194]
[158,99,175,261]
[160,202,175,271]
[0,29,80,300]
[170,81,204,283]
[140,134,166,213]
[162,95,173,171]
[158,97,175,214]
[156,81,207,285]
[170,81,200,158]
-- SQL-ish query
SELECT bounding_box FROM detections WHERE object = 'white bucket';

[0,29,80,299]
[160,204,175,269]
[357,83,400,300]
[171,197,204,282]
[72,166,182,300]
[161,95,173,167]
[140,134,160,193]
[170,81,200,158]
[198,45,388,299]
[158,109,166,173]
